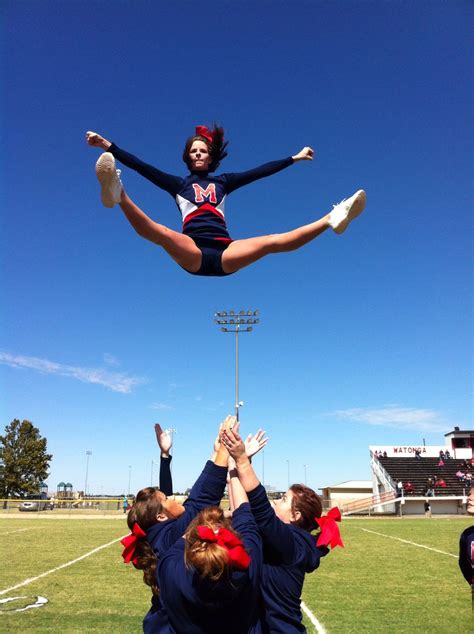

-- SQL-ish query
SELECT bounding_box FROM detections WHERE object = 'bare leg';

[118,190,202,272]
[221,214,330,274]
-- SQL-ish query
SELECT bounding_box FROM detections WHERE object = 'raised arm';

[223,426,296,564]
[223,426,259,492]
[153,417,232,552]
[224,146,314,193]
[85,130,182,195]
[228,453,249,511]
[155,424,173,497]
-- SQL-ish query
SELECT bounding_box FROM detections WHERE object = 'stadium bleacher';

[378,456,471,496]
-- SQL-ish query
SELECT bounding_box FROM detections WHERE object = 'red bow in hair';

[315,507,344,549]
[121,522,146,564]
[195,125,215,144]
[197,525,251,570]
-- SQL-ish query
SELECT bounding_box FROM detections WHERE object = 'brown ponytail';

[184,507,243,581]
[127,487,164,595]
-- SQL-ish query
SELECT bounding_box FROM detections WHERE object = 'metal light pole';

[84,450,92,497]
[214,310,259,421]
[128,465,132,496]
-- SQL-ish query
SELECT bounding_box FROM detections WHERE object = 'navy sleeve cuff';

[247,483,268,505]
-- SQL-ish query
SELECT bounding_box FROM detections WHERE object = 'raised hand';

[213,415,235,453]
[154,423,173,456]
[292,146,314,162]
[222,425,246,462]
[221,414,237,433]
[244,429,269,459]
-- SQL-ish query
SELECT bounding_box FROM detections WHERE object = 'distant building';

[320,480,372,510]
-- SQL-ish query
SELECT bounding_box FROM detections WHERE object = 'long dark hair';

[127,487,163,596]
[290,484,322,532]
[182,125,228,172]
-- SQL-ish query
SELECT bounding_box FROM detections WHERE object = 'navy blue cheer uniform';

[108,143,294,276]
[143,460,228,633]
[247,484,329,633]
[159,455,173,497]
[459,525,474,586]
[158,503,263,634]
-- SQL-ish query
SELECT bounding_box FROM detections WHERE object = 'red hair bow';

[121,522,146,564]
[197,525,251,570]
[315,507,344,549]
[195,125,215,144]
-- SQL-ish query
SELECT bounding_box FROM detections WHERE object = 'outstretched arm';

[227,423,249,510]
[222,426,259,492]
[223,426,297,564]
[224,146,314,193]
[85,130,182,195]
[150,417,231,553]
[155,424,173,496]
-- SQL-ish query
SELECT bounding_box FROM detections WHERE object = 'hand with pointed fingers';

[155,424,172,456]
[244,429,269,459]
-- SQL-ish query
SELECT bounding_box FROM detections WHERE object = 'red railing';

[342,490,396,514]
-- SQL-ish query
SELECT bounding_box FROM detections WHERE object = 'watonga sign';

[370,446,448,458]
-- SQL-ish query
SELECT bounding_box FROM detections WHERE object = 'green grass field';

[1,516,472,633]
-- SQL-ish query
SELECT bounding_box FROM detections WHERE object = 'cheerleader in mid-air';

[86,126,366,277]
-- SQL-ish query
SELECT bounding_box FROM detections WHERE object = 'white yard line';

[360,527,457,558]
[0,536,123,595]
[301,601,327,634]
[0,528,35,536]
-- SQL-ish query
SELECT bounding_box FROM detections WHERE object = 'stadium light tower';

[214,310,260,421]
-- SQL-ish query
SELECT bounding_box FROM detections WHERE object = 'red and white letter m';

[192,183,217,204]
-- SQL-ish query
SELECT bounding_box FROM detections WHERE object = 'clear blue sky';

[2,1,472,495]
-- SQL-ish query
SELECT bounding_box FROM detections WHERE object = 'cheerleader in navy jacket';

[157,463,263,633]
[223,424,344,633]
[86,126,366,277]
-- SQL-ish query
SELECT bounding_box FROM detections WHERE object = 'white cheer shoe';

[328,189,366,234]
[95,152,123,208]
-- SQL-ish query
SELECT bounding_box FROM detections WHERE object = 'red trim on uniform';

[183,203,226,227]
[213,237,232,243]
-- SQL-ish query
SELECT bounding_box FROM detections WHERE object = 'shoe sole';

[334,189,367,234]
[95,152,118,208]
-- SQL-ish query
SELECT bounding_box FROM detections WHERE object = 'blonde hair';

[184,507,243,581]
